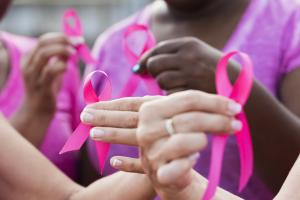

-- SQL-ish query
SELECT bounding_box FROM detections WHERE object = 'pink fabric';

[0,32,81,179]
[88,0,300,198]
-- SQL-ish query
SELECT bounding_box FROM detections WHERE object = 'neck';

[162,0,249,20]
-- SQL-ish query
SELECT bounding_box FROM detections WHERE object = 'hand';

[136,90,242,198]
[22,32,75,116]
[137,37,238,94]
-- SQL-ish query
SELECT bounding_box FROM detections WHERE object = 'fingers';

[139,39,185,73]
[110,156,144,173]
[149,134,207,164]
[81,109,138,128]
[172,112,242,134]
[90,127,137,146]
[25,33,74,80]
[157,153,199,185]
[146,54,179,77]
[85,96,162,112]
[156,71,187,90]
[140,90,242,121]
[39,59,67,84]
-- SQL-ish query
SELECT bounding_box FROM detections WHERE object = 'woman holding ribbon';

[0,0,81,179]
[86,0,300,198]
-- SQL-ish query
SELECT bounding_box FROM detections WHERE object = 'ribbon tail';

[203,135,228,200]
[95,141,110,174]
[59,123,91,154]
[236,112,253,192]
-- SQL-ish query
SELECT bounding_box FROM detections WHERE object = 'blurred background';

[0,0,150,44]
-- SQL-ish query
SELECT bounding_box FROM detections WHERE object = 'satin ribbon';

[120,24,162,97]
[59,9,112,173]
[202,51,254,200]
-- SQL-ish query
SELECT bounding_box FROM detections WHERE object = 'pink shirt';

[0,32,81,179]
[88,0,300,199]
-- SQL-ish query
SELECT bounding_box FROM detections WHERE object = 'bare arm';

[0,114,155,200]
[274,155,300,200]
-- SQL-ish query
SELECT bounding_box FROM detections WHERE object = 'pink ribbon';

[121,24,162,97]
[59,9,112,173]
[202,51,254,200]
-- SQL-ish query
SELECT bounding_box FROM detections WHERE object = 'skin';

[0,114,156,200]
[132,0,300,193]
[81,91,244,199]
[9,33,76,146]
[83,92,300,200]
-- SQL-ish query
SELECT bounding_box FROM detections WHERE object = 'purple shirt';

[0,32,81,179]
[88,0,300,199]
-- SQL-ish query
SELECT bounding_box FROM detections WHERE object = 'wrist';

[155,170,205,200]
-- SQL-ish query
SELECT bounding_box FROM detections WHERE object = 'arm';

[274,155,300,200]
[0,114,155,200]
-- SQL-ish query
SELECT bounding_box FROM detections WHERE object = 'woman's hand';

[137,37,239,94]
[22,32,75,116]
[136,90,242,199]
[10,33,75,146]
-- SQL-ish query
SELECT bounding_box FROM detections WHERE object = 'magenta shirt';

[87,0,300,199]
[0,32,81,179]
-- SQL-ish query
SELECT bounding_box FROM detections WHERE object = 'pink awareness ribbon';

[59,8,112,173]
[120,24,162,97]
[202,51,254,200]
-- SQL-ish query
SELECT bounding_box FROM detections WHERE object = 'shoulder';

[0,32,36,54]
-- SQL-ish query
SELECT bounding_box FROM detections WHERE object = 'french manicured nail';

[132,64,141,74]
[80,111,94,123]
[90,128,105,139]
[111,158,122,168]
[231,120,243,132]
[228,101,242,115]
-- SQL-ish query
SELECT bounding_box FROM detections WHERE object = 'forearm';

[274,155,300,200]
[244,81,300,192]
[9,101,53,147]
[156,171,243,200]
[71,172,156,200]
[0,115,81,200]
[1,115,156,200]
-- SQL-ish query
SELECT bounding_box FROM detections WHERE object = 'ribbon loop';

[63,9,83,38]
[121,24,162,98]
[202,51,254,200]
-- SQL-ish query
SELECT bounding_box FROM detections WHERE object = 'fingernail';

[131,64,141,74]
[90,128,105,139]
[67,46,77,55]
[80,111,94,123]
[188,153,200,162]
[111,158,122,167]
[231,120,243,132]
[228,101,242,115]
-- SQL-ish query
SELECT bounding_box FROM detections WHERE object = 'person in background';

[86,0,300,198]
[0,0,81,179]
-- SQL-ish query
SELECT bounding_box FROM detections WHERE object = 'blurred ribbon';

[59,8,112,173]
[121,24,162,97]
[202,51,254,200]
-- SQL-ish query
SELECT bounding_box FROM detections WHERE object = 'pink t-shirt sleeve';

[281,8,300,74]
